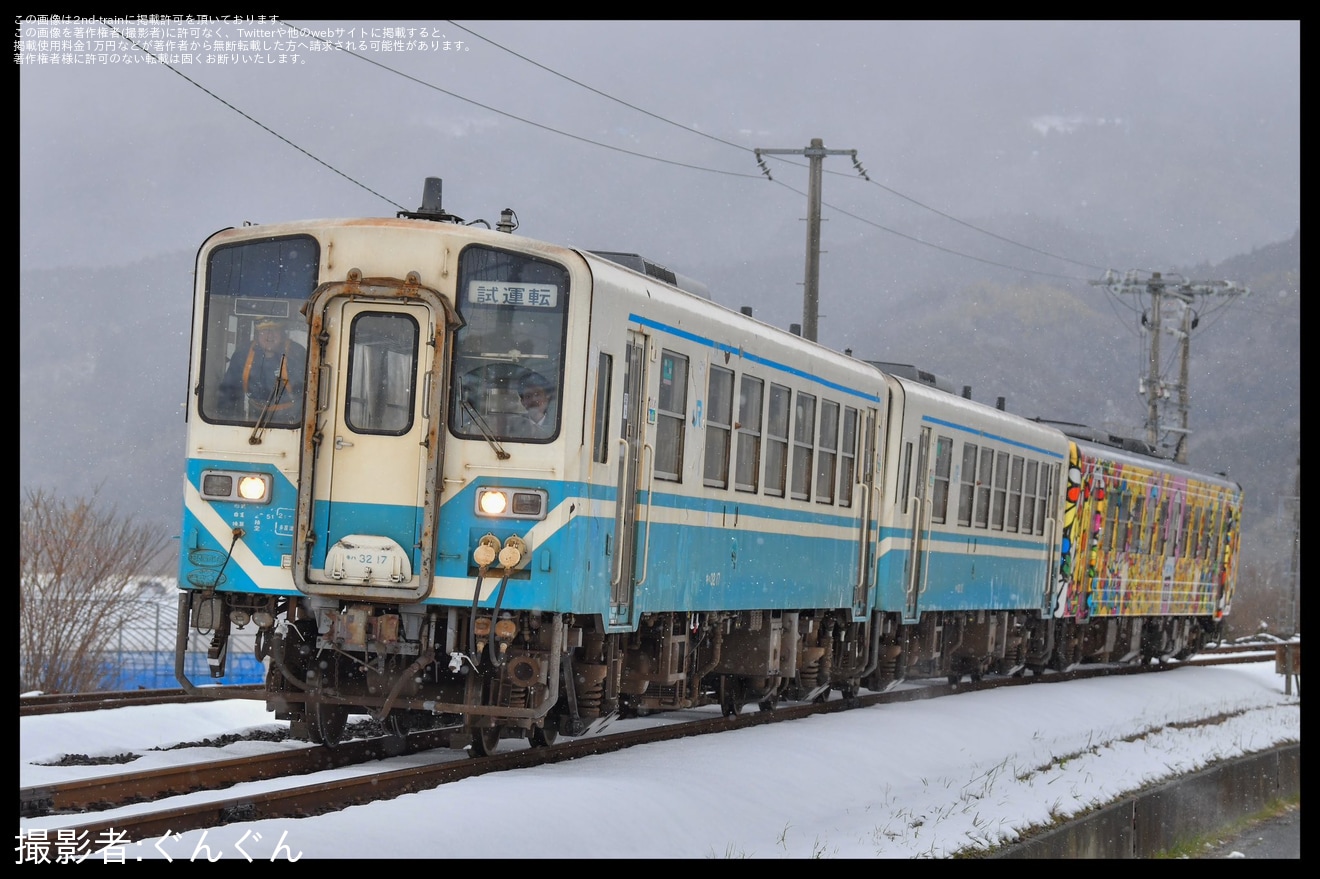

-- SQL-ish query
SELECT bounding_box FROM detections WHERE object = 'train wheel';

[311,702,349,748]
[378,714,412,757]
[469,726,501,757]
[530,724,559,748]
[720,678,746,717]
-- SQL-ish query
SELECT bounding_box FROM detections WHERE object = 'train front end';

[177,212,594,751]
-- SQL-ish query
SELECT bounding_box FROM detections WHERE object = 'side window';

[1116,492,1131,552]
[837,407,858,507]
[703,365,734,488]
[1133,495,1147,553]
[592,353,612,464]
[815,400,839,504]
[1035,463,1055,535]
[1096,483,1111,549]
[974,447,993,529]
[991,451,1009,530]
[1161,496,1172,551]
[1105,489,1120,552]
[1005,455,1024,533]
[958,442,978,527]
[1188,496,1198,551]
[764,383,791,497]
[791,393,816,501]
[735,375,764,493]
[654,349,688,482]
[930,434,953,524]
[899,441,914,514]
[1021,460,1038,534]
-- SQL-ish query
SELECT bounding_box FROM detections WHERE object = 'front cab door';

[294,271,460,602]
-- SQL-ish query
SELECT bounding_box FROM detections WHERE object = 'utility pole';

[1093,270,1248,463]
[754,138,868,343]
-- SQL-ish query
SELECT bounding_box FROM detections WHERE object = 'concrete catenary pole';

[754,139,867,343]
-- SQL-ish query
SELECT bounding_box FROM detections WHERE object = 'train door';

[610,330,648,625]
[904,425,934,619]
[852,407,880,615]
[294,277,456,602]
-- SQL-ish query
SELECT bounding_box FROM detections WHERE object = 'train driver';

[217,318,307,418]
[512,372,556,438]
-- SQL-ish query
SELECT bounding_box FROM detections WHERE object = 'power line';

[419,21,1120,279]
[282,21,762,181]
[101,20,406,212]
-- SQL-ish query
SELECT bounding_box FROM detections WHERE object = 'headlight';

[475,487,548,520]
[200,469,273,504]
[238,476,268,500]
[478,489,508,515]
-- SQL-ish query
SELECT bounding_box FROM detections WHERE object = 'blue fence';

[99,650,265,689]
[100,596,266,689]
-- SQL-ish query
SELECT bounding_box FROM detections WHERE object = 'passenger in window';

[513,372,556,438]
[218,318,307,417]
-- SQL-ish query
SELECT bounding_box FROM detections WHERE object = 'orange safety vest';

[241,342,294,411]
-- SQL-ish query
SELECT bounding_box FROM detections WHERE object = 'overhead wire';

[99,20,408,212]
[282,22,762,181]
[122,16,1247,305]
[445,20,1117,279]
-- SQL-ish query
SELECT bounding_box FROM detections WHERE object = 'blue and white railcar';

[174,180,1241,749]
[176,185,893,749]
[869,376,1070,682]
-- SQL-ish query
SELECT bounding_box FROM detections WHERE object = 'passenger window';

[1116,493,1131,552]
[654,350,688,482]
[735,375,764,493]
[592,353,612,464]
[958,443,978,527]
[991,451,1009,530]
[974,447,993,529]
[815,400,839,504]
[765,383,790,497]
[1006,456,1024,533]
[899,441,914,513]
[1157,497,1171,555]
[1036,464,1055,535]
[1133,495,1147,553]
[791,393,816,501]
[703,365,734,488]
[837,407,858,507]
[1104,489,1120,552]
[1021,460,1038,534]
[930,434,953,524]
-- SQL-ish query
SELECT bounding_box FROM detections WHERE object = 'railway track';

[20,645,1282,843]
[20,685,265,717]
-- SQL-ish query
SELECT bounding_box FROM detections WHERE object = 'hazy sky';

[20,19,1299,286]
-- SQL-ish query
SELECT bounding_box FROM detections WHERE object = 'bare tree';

[19,488,173,694]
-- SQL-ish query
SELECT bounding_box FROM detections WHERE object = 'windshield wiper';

[248,354,289,446]
[461,399,510,460]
